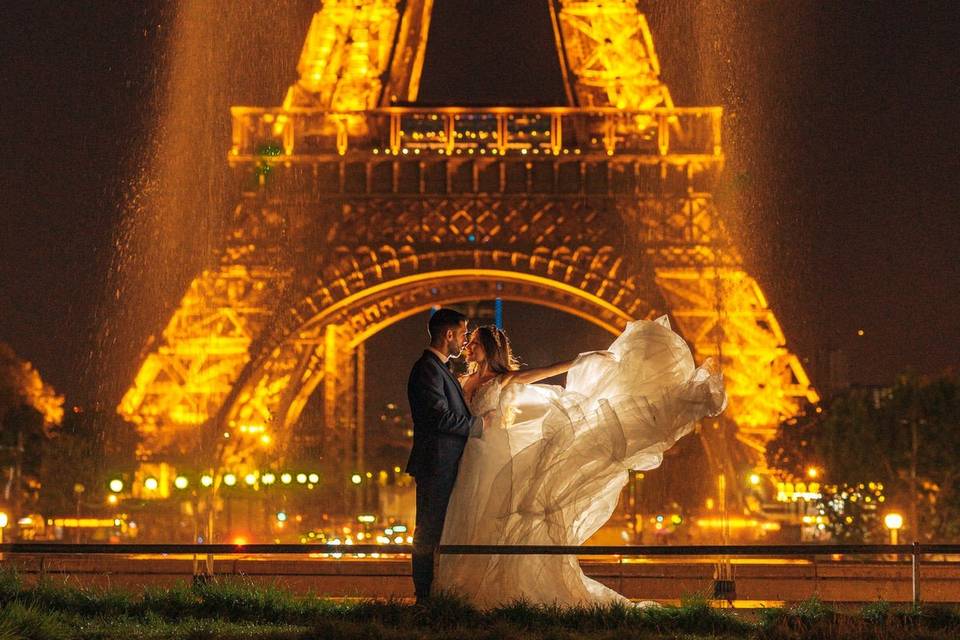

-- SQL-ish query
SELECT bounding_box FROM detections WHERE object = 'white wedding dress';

[436,316,727,608]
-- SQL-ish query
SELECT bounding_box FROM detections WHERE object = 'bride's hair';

[469,325,520,375]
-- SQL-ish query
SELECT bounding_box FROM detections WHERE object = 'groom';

[406,307,482,602]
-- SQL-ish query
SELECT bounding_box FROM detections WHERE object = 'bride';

[436,317,727,608]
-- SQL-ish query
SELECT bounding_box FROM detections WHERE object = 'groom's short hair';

[428,307,468,341]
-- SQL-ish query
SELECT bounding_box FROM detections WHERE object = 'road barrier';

[2,542,950,605]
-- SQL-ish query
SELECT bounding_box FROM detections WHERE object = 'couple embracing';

[406,308,727,608]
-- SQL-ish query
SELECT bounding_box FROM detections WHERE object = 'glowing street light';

[884,512,904,545]
[223,473,237,487]
[144,477,159,491]
[308,473,319,484]
[806,467,819,479]
[280,473,293,484]
[296,473,307,484]
[749,473,761,486]
[351,474,362,485]
[262,473,276,485]
[108,479,124,493]
[244,473,257,486]
[200,474,214,487]
[174,476,189,490]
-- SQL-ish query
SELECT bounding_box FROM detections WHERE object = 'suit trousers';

[411,471,458,599]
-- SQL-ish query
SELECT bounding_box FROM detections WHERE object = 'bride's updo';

[469,325,520,374]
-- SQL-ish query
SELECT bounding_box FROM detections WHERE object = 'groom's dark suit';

[406,349,480,599]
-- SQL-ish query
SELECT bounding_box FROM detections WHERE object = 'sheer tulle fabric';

[436,316,727,608]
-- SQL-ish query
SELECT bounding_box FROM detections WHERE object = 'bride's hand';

[578,350,617,362]
[701,357,721,376]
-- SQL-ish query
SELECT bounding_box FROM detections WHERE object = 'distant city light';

[351,474,362,485]
[108,479,124,493]
[276,511,287,522]
[807,467,819,479]
[308,473,320,483]
[749,474,761,486]
[244,473,257,486]
[262,473,276,485]
[200,475,214,487]
[174,476,189,489]
[296,473,307,484]
[144,477,159,491]
[280,473,293,484]
[223,474,237,486]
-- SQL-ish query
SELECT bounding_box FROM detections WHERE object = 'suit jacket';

[405,350,476,479]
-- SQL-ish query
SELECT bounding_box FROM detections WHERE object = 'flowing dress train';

[436,316,727,607]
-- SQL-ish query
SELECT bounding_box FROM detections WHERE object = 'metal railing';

[3,542,953,604]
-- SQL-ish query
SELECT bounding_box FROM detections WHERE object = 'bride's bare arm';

[502,359,576,386]
[503,351,617,386]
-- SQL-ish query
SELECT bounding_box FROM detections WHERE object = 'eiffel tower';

[119,0,817,515]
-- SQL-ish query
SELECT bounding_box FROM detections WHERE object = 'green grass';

[1,569,959,639]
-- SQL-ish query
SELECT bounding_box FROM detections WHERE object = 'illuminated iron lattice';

[120,0,817,487]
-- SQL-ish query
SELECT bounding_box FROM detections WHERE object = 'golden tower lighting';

[119,0,817,512]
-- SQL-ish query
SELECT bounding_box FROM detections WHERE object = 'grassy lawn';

[1,570,959,639]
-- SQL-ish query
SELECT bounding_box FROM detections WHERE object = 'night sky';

[1,1,958,415]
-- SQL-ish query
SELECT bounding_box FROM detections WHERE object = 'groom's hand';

[469,415,483,438]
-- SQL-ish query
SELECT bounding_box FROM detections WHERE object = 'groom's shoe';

[413,594,431,609]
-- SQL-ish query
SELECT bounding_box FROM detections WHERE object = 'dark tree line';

[0,342,138,524]
[767,372,960,542]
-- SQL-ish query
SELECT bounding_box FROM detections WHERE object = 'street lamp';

[884,512,904,545]
[73,483,85,543]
